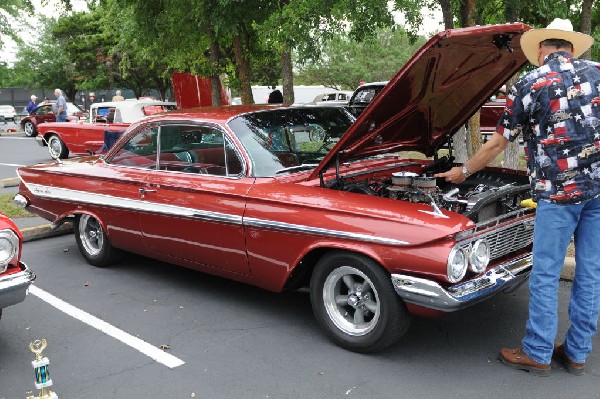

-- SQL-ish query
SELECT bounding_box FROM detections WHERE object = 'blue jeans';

[56,112,67,122]
[522,198,600,364]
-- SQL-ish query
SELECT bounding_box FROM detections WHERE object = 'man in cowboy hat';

[436,18,599,376]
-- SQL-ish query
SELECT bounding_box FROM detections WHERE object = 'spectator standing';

[26,95,38,114]
[53,89,68,122]
[436,18,599,376]
[268,89,283,104]
[112,90,125,102]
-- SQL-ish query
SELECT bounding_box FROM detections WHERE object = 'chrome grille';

[459,214,535,260]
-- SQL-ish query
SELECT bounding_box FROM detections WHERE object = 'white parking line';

[29,285,185,369]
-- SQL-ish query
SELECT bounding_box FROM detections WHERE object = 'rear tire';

[74,215,121,267]
[47,134,69,159]
[23,121,37,137]
[310,251,411,353]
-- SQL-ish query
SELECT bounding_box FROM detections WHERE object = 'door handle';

[139,187,157,198]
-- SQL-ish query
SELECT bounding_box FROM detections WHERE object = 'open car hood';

[308,23,530,180]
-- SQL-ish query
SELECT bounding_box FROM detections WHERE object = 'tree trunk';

[503,74,522,169]
[281,46,294,104]
[438,0,453,29]
[232,31,254,105]
[454,125,468,163]
[206,28,223,106]
[581,0,594,60]
[467,110,482,158]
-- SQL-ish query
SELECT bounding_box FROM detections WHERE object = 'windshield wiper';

[275,163,319,175]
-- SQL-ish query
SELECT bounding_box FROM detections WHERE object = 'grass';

[0,193,35,218]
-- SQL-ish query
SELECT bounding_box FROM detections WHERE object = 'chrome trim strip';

[24,182,243,225]
[245,217,409,246]
[23,183,410,246]
[392,253,532,311]
[0,262,36,309]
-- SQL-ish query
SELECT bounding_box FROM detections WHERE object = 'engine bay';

[324,156,532,223]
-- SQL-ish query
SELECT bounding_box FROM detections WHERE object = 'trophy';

[27,339,58,399]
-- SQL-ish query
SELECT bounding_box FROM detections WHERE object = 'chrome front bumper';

[34,135,45,147]
[391,253,532,312]
[0,262,36,309]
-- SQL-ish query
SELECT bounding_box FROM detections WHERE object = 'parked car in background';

[0,105,17,122]
[0,212,35,320]
[15,23,535,353]
[346,81,388,116]
[21,101,88,137]
[310,91,353,105]
[480,86,507,133]
[34,99,177,159]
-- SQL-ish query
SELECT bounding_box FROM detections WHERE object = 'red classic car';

[0,212,35,320]
[21,101,87,137]
[14,23,535,352]
[34,99,177,159]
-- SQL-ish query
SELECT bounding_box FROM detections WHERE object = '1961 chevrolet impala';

[15,23,534,352]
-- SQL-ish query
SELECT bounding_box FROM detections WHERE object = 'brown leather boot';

[553,343,585,376]
[498,347,551,376]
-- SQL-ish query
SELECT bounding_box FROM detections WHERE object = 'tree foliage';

[295,26,426,90]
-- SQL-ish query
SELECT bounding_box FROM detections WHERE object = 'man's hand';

[435,167,468,184]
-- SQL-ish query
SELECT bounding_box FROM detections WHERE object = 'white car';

[0,105,17,121]
[86,99,177,124]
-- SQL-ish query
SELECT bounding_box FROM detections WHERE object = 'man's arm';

[434,132,509,184]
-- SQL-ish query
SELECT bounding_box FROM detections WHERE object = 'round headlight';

[0,230,19,271]
[447,247,468,283]
[469,239,490,273]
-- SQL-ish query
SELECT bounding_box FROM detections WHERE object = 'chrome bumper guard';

[0,262,36,309]
[391,253,532,312]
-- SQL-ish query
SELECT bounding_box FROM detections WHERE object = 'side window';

[109,126,158,169]
[156,124,243,177]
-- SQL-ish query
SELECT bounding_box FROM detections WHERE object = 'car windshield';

[228,107,354,177]
[67,102,84,114]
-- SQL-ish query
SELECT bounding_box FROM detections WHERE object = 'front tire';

[47,134,69,159]
[23,121,37,137]
[310,251,411,353]
[74,215,121,267]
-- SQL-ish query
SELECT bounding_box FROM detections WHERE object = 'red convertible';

[0,213,35,320]
[34,99,177,159]
[15,23,535,352]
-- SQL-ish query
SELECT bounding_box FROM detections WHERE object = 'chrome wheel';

[48,135,68,159]
[323,265,380,336]
[24,121,36,137]
[310,251,410,352]
[78,215,104,257]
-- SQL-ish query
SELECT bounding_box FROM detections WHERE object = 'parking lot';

[1,133,599,398]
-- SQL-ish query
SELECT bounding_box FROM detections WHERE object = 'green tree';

[295,26,426,89]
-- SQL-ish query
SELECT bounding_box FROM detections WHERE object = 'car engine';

[325,161,532,223]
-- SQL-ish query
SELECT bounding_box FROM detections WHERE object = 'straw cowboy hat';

[521,18,594,65]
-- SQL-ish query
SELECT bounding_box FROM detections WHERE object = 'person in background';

[52,88,68,122]
[268,88,283,104]
[436,18,599,377]
[26,95,38,114]
[112,90,125,102]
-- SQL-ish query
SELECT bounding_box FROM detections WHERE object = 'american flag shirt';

[497,51,600,204]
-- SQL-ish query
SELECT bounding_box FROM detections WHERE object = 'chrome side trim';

[23,183,410,246]
[24,182,243,225]
[245,218,409,246]
[0,262,36,309]
[392,253,532,311]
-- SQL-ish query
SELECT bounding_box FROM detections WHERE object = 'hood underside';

[309,23,531,180]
